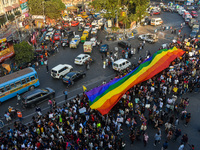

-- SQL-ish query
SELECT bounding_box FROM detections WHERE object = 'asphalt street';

[1,11,200,149]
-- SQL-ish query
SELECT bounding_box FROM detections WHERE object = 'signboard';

[19,0,29,14]
[79,107,86,114]
[107,20,112,28]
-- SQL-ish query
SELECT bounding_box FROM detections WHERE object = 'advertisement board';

[19,0,29,14]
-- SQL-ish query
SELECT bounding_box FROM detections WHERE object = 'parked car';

[152,10,160,15]
[100,44,109,53]
[74,54,91,65]
[118,41,131,49]
[191,11,198,18]
[62,71,86,85]
[138,33,158,43]
[84,26,91,32]
[71,21,79,27]
[54,33,61,41]
[22,87,55,108]
[74,35,81,40]
[190,31,197,38]
[51,64,73,79]
[91,28,97,34]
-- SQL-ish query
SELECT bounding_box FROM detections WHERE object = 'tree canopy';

[14,41,34,65]
[28,0,65,19]
[90,0,149,27]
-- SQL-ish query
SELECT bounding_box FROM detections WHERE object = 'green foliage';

[8,14,15,21]
[28,0,65,19]
[14,11,21,16]
[14,41,34,65]
[91,0,149,27]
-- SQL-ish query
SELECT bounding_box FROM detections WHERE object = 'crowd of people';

[0,33,199,149]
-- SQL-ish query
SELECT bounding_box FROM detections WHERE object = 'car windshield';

[64,72,75,79]
[76,56,82,60]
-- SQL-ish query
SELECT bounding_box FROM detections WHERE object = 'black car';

[64,27,70,32]
[118,41,131,49]
[22,87,55,108]
[100,44,109,53]
[61,36,69,47]
[62,71,86,85]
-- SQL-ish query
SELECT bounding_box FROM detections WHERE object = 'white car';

[47,27,54,32]
[63,17,72,22]
[74,35,81,40]
[84,26,91,32]
[95,24,101,30]
[91,20,98,26]
[76,17,83,22]
[74,54,91,65]
[80,22,85,27]
[138,33,158,43]
[45,32,54,41]
[51,64,73,79]
[91,28,97,34]
[90,37,97,47]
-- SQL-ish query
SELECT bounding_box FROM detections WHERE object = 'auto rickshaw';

[81,35,87,43]
[82,30,89,38]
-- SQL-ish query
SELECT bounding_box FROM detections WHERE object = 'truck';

[70,38,80,48]
[83,41,93,53]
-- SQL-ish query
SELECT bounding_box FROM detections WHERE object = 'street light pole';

[42,1,45,24]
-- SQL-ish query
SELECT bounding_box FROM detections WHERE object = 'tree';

[14,41,34,65]
[90,0,149,28]
[28,0,65,19]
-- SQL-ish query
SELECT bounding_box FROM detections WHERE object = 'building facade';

[0,0,20,17]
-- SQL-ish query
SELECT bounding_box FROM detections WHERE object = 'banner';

[19,0,29,14]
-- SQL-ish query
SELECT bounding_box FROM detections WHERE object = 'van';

[179,9,186,16]
[151,18,163,26]
[51,64,73,79]
[113,59,131,71]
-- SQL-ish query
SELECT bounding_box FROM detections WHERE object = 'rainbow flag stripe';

[86,47,185,115]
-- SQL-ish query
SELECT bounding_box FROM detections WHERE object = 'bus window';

[5,85,10,91]
[0,87,5,93]
[15,81,21,87]
[10,83,15,89]
[26,77,30,82]
[0,67,40,102]
[21,78,26,84]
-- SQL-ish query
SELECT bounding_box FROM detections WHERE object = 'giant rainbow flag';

[86,47,185,115]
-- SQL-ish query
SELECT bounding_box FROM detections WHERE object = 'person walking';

[46,64,49,73]
[162,141,168,150]
[173,129,182,141]
[63,89,68,100]
[185,113,191,126]
[48,99,52,109]
[143,132,149,147]
[17,110,22,122]
[154,132,161,146]
[17,94,21,105]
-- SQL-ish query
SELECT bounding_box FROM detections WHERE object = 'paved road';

[1,11,200,149]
